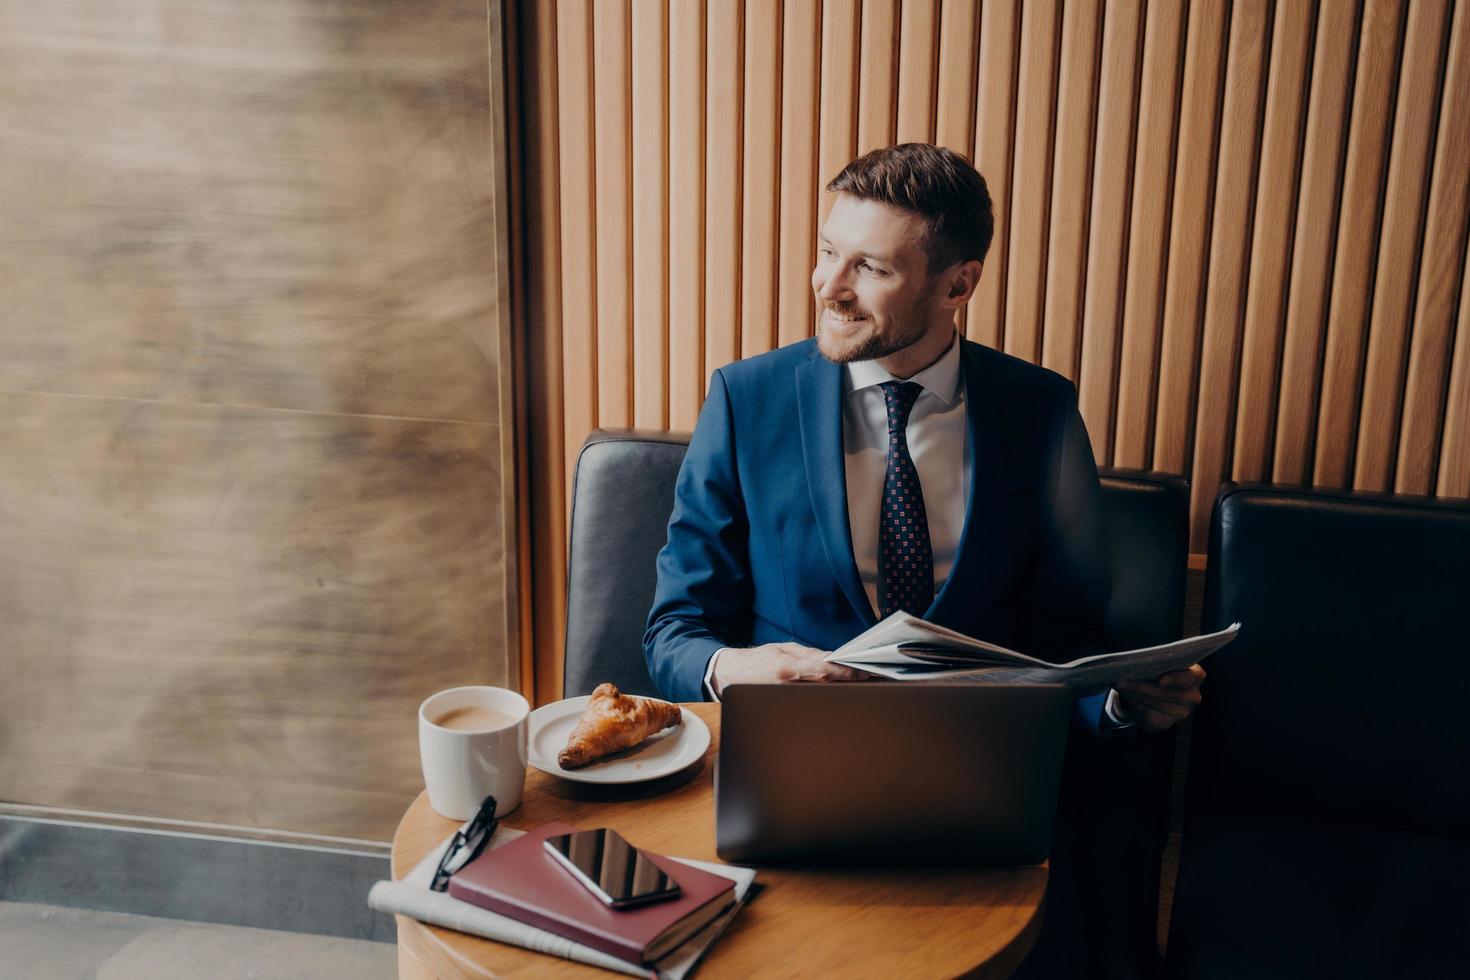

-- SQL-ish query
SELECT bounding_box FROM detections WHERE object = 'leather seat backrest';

[1193,484,1470,836]
[1098,471,1189,649]
[563,430,690,697]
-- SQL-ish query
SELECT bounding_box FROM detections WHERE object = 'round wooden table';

[391,703,1046,978]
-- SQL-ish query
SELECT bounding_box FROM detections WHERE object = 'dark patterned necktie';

[878,381,934,617]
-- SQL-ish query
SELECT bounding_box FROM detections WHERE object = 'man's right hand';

[710,642,872,696]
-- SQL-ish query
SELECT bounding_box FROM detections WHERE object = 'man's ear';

[943,260,984,308]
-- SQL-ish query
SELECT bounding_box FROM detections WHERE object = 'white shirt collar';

[843,330,963,406]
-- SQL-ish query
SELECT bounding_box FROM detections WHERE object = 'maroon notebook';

[447,822,737,966]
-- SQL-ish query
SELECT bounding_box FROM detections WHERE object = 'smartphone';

[543,828,682,909]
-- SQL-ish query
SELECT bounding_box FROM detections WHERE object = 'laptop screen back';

[715,683,1072,864]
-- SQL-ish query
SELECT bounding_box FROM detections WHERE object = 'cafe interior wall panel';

[705,0,746,375]
[1002,0,1062,366]
[1354,0,1452,492]
[594,0,635,428]
[778,0,824,348]
[1041,0,1103,381]
[1313,0,1405,490]
[633,0,672,428]
[1186,0,1270,551]
[859,0,902,153]
[1152,0,1228,480]
[1232,0,1316,485]
[742,0,784,360]
[0,0,516,839]
[1398,0,1470,495]
[1077,0,1145,464]
[515,0,1470,699]
[968,0,1021,352]
[1113,0,1187,469]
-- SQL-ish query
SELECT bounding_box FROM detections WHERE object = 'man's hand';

[711,642,871,696]
[1115,664,1206,733]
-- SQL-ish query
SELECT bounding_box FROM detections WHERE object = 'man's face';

[811,194,947,364]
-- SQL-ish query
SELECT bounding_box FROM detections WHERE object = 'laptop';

[715,683,1072,864]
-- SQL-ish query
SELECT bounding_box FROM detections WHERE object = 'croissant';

[558,683,683,769]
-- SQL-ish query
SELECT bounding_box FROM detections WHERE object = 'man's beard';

[815,301,932,364]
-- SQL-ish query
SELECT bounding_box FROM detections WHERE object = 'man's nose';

[816,265,853,301]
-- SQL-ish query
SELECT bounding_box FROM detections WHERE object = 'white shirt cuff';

[703,647,728,702]
[1103,688,1134,729]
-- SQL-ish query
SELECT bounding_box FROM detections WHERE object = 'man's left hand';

[1115,664,1206,733]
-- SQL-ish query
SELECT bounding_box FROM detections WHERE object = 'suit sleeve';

[643,370,754,701]
[1023,383,1114,732]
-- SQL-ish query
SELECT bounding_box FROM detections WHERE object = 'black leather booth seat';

[1166,483,1470,979]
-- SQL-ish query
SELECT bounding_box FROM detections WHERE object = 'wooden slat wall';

[515,0,1470,703]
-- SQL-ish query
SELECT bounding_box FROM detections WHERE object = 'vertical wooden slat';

[777,0,822,347]
[631,0,668,428]
[1040,0,1102,382]
[1313,0,1405,488]
[857,0,899,154]
[817,0,861,228]
[895,0,940,144]
[523,0,568,704]
[969,0,1021,350]
[1114,0,1187,468]
[934,0,980,155]
[1230,0,1315,482]
[1186,0,1270,552]
[1272,0,1359,485]
[1079,0,1144,464]
[556,0,597,506]
[668,0,705,430]
[1353,0,1452,491]
[1438,259,1470,497]
[934,0,980,339]
[1152,0,1229,476]
[704,0,742,380]
[1003,0,1062,365]
[740,0,782,359]
[593,0,631,426]
[1396,0,1470,494]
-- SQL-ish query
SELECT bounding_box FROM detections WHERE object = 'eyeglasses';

[429,795,499,892]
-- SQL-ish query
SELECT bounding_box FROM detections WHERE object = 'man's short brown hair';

[827,143,995,273]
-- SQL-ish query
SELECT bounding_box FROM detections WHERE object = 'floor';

[0,902,395,980]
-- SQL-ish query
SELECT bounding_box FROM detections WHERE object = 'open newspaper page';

[368,825,757,980]
[826,612,1239,694]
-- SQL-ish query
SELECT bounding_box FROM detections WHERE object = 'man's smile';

[822,308,871,327]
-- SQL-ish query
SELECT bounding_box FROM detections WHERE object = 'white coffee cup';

[418,685,530,820]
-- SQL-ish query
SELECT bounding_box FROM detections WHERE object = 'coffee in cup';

[418,686,530,820]
[432,706,519,732]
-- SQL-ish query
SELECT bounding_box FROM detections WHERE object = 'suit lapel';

[795,351,876,626]
[926,340,1005,623]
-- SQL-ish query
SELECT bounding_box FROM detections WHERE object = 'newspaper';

[368,824,757,980]
[828,613,1240,694]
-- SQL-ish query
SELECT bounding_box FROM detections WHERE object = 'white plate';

[526,696,711,784]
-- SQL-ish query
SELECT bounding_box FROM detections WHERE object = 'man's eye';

[859,262,885,275]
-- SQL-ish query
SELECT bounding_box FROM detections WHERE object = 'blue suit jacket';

[643,337,1112,726]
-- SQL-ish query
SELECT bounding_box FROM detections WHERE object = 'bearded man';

[643,142,1202,736]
